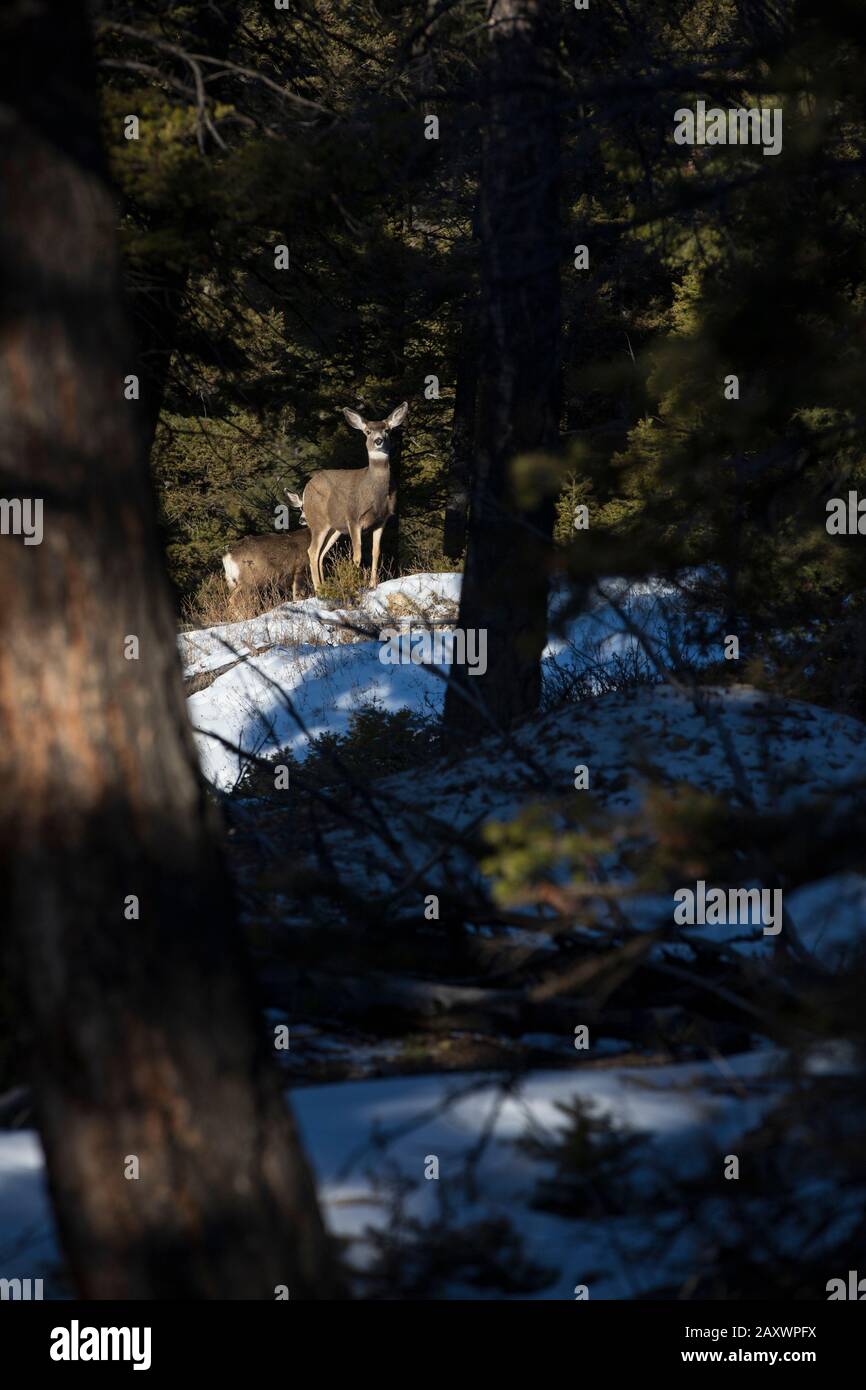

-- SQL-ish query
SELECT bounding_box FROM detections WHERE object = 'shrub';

[236,705,441,797]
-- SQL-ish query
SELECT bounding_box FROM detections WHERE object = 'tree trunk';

[0,0,342,1300]
[442,299,478,560]
[443,0,561,736]
[133,262,190,463]
[378,236,409,577]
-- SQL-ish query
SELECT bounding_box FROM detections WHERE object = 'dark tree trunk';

[133,262,190,462]
[377,262,408,577]
[443,0,561,736]
[0,0,342,1300]
[381,412,404,573]
[442,299,478,560]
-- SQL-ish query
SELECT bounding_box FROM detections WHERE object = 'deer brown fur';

[302,402,407,593]
[222,527,312,607]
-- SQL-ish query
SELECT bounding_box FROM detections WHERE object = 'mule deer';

[222,526,312,608]
[302,402,408,593]
[284,489,306,526]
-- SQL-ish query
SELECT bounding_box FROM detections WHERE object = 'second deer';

[302,401,408,593]
[222,527,312,608]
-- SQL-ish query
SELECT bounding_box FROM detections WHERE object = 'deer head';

[342,401,408,460]
[284,489,307,525]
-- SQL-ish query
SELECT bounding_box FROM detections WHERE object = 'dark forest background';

[97,0,866,701]
[2,0,866,1302]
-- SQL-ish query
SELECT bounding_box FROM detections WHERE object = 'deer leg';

[349,524,363,567]
[317,529,342,587]
[307,533,322,593]
[309,528,334,593]
[370,525,385,589]
[228,576,250,615]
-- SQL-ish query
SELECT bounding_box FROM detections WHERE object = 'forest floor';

[2,572,865,1298]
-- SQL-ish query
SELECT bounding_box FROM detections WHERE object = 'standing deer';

[302,402,408,593]
[222,526,312,608]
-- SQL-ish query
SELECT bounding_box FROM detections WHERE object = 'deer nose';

[373,436,385,448]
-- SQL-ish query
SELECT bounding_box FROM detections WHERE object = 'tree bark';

[443,0,561,736]
[132,261,190,463]
[377,240,409,577]
[0,0,342,1300]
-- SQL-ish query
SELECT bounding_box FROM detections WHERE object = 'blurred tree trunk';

[444,0,561,735]
[133,263,189,462]
[0,0,342,1300]
[378,276,407,574]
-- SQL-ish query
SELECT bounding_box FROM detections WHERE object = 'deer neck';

[366,451,390,488]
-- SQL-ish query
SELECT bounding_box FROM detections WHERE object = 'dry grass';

[180,573,302,630]
[380,591,460,625]
[180,546,454,634]
[316,549,396,605]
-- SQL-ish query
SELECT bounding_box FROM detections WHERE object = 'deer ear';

[342,407,366,431]
[387,401,409,429]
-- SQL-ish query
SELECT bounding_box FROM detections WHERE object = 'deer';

[301,401,408,594]
[222,526,312,609]
[284,489,306,525]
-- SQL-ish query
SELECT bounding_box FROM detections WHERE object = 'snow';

[302,682,866,966]
[1,1045,857,1299]
[362,571,463,619]
[626,873,866,966]
[178,571,462,679]
[182,571,866,965]
[188,639,446,791]
[3,570,859,1296]
[179,601,368,679]
[786,874,866,969]
[0,1130,57,1283]
[184,571,711,791]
